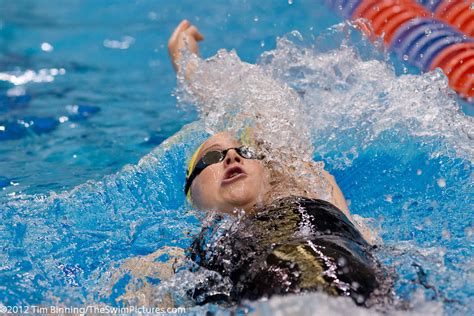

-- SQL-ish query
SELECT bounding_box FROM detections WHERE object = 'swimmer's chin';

[224,194,267,215]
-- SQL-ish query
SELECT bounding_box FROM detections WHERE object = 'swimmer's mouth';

[222,166,247,185]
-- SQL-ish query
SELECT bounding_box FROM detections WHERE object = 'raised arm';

[168,20,204,76]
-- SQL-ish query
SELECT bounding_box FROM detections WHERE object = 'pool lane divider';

[426,0,474,37]
[324,0,474,100]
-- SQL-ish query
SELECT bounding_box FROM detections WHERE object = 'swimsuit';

[189,196,388,306]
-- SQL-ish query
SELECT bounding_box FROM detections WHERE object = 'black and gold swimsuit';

[189,196,387,306]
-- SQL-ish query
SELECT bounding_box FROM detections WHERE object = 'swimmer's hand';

[168,20,204,72]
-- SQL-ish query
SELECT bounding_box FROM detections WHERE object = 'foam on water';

[0,123,206,306]
[259,25,473,166]
[0,22,472,314]
[173,22,472,314]
[178,23,472,167]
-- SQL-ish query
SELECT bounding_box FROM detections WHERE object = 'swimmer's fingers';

[169,19,190,46]
[181,25,204,56]
[168,20,192,59]
[168,20,203,52]
[168,20,204,72]
[185,25,204,42]
[182,26,202,56]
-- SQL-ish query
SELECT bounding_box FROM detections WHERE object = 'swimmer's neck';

[243,195,296,216]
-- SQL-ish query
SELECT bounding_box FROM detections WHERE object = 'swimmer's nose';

[224,149,242,166]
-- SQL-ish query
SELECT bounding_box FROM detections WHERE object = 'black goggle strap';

[184,159,206,195]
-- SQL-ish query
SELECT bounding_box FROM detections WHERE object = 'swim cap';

[239,126,256,148]
[186,143,203,202]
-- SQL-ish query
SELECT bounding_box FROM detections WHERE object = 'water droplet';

[337,257,347,267]
[288,0,293,4]
[253,16,259,22]
[419,53,424,59]
[465,226,473,238]
[41,42,53,52]
[147,11,157,20]
[424,29,432,36]
[442,229,451,240]
[437,178,446,188]
[403,54,409,61]
[416,169,422,175]
[260,40,265,48]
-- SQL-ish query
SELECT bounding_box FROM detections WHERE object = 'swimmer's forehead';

[197,132,241,158]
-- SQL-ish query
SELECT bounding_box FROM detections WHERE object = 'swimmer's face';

[190,132,270,214]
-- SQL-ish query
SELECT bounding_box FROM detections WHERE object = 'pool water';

[0,0,339,196]
[0,0,472,315]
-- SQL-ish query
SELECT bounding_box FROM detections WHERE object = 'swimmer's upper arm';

[322,170,378,245]
[321,169,351,219]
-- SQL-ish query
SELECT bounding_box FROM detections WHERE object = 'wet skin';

[189,132,271,214]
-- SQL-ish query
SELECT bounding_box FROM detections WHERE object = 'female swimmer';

[167,20,392,307]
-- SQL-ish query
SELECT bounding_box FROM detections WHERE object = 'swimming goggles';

[185,146,263,195]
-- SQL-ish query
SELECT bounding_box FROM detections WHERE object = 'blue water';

[0,0,339,196]
[1,0,473,315]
